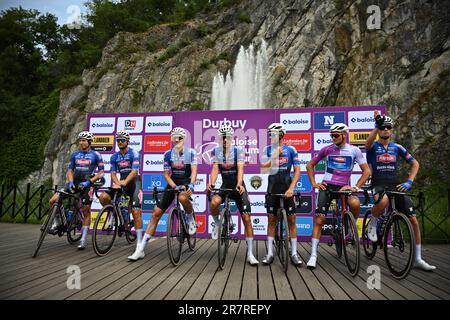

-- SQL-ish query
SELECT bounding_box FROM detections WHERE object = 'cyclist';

[305,123,371,269]
[260,123,302,266]
[208,124,258,265]
[128,127,198,261]
[49,131,105,250]
[99,130,143,252]
[365,111,436,271]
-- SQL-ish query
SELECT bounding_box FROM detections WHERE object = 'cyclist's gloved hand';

[175,185,184,191]
[69,181,75,191]
[79,180,92,189]
[188,183,195,192]
[375,114,385,128]
[400,179,413,191]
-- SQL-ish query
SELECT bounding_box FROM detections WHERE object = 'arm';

[209,163,220,191]
[111,172,121,187]
[121,170,138,186]
[355,163,371,189]
[286,166,300,197]
[236,161,245,194]
[365,128,379,151]
[306,159,327,191]
[164,171,177,189]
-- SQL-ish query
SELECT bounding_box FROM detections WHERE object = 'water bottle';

[120,195,129,222]
[66,209,73,223]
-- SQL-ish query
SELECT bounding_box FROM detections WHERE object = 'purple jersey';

[312,143,366,186]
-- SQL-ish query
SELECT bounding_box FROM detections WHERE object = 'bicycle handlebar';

[327,188,370,206]
[207,188,239,202]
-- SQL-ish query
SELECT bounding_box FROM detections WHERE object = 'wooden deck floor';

[0,223,449,300]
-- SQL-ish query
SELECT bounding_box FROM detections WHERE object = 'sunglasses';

[172,136,184,140]
[330,133,341,139]
[117,139,126,143]
[379,126,392,130]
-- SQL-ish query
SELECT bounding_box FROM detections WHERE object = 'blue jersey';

[366,141,415,186]
[110,148,140,180]
[163,148,198,181]
[262,144,300,176]
[68,149,104,184]
[211,146,245,184]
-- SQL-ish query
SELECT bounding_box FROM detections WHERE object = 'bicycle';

[326,188,369,277]
[32,180,103,258]
[362,187,416,279]
[266,192,302,273]
[153,186,197,266]
[92,187,137,256]
[207,188,240,270]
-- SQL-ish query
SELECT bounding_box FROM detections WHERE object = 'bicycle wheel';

[167,207,183,266]
[362,210,377,259]
[333,215,343,258]
[92,205,118,256]
[187,213,197,251]
[276,209,290,273]
[342,211,360,277]
[67,209,82,244]
[384,211,415,279]
[32,205,58,258]
[217,207,230,270]
[124,208,136,244]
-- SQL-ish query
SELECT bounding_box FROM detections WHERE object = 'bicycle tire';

[167,207,183,266]
[342,211,360,277]
[334,215,343,258]
[187,212,197,251]
[362,209,377,259]
[384,211,416,279]
[124,207,137,244]
[92,205,118,256]
[32,205,58,258]
[67,208,83,244]
[276,209,290,273]
[218,207,230,270]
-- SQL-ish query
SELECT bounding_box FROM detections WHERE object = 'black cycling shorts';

[104,176,142,209]
[372,185,416,217]
[156,178,191,212]
[64,183,92,206]
[315,184,359,216]
[266,174,296,216]
[214,183,251,215]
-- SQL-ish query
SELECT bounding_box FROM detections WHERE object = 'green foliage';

[237,11,251,24]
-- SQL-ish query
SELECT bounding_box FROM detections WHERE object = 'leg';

[347,195,361,221]
[99,191,111,207]
[241,213,258,264]
[209,195,223,239]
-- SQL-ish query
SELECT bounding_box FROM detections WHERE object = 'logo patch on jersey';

[118,161,131,168]
[279,157,289,165]
[250,176,262,190]
[76,159,92,166]
[333,157,346,163]
[377,154,396,163]
[327,155,353,170]
[172,162,185,169]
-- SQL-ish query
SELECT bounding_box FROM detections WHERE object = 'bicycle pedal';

[233,239,239,243]
[327,240,333,246]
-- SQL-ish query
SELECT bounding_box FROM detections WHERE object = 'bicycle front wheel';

[92,205,118,256]
[187,212,197,251]
[125,211,137,244]
[384,211,415,279]
[342,211,360,277]
[276,209,290,273]
[362,209,377,259]
[218,208,230,270]
[32,205,58,258]
[167,207,183,266]
[67,209,82,244]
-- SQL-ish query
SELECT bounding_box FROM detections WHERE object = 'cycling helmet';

[382,116,394,127]
[170,127,186,138]
[77,131,94,141]
[116,130,130,141]
[329,123,349,133]
[267,123,286,135]
[218,124,234,137]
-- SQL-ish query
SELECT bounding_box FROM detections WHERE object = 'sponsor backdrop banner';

[87,106,385,241]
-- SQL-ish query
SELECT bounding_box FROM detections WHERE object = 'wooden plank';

[165,240,217,300]
[203,241,241,300]
[222,240,246,300]
[128,240,211,299]
[267,241,295,300]
[283,242,314,300]
[182,242,223,300]
[68,239,167,300]
[303,242,370,300]
[240,241,258,300]
[256,239,277,300]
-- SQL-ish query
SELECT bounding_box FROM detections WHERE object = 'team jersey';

[211,146,245,185]
[68,149,104,184]
[163,148,198,181]
[366,141,415,186]
[262,144,300,176]
[110,148,140,180]
[312,143,366,186]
